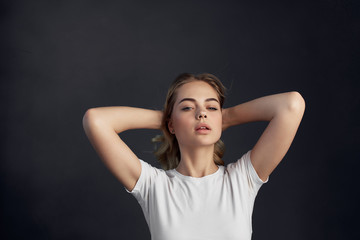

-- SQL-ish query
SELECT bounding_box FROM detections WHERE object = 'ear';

[168,119,174,133]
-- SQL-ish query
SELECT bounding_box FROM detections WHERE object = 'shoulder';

[139,159,163,172]
[226,150,268,186]
[125,159,167,193]
[226,150,252,172]
[138,159,169,180]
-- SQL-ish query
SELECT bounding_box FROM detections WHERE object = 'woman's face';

[168,80,222,148]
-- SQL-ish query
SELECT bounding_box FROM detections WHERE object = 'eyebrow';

[178,98,219,105]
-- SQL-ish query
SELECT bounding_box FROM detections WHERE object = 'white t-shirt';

[126,150,268,240]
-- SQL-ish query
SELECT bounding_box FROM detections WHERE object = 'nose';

[196,111,207,119]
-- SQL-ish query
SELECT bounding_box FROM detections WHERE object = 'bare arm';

[82,107,162,191]
[222,91,305,181]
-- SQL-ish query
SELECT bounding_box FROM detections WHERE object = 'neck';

[176,144,219,177]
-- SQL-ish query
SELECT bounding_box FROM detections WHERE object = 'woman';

[82,73,305,240]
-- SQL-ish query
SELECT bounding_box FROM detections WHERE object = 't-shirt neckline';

[172,165,222,181]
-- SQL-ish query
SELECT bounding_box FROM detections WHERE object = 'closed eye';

[181,107,193,111]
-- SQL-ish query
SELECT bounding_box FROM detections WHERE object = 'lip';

[195,123,211,131]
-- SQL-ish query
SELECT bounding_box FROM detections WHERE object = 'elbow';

[82,108,100,131]
[287,91,306,114]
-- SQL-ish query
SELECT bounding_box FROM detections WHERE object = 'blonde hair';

[153,73,226,170]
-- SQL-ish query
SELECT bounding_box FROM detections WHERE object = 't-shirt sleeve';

[228,150,268,195]
[124,159,161,218]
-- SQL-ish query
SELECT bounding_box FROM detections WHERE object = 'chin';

[191,138,219,147]
[177,134,221,148]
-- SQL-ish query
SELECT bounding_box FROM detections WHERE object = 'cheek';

[172,113,192,129]
[211,112,223,125]
[212,113,223,134]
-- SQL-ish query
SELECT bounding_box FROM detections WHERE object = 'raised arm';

[222,91,305,181]
[82,107,162,191]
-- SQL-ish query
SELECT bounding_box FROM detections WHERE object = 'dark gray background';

[1,0,359,239]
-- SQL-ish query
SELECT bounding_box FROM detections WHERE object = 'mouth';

[195,124,211,131]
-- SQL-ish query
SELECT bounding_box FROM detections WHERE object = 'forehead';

[175,81,219,102]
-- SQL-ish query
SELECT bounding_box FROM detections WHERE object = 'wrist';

[222,108,231,130]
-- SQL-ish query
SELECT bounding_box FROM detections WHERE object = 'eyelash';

[181,107,218,111]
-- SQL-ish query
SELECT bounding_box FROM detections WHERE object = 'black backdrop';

[1,0,359,239]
